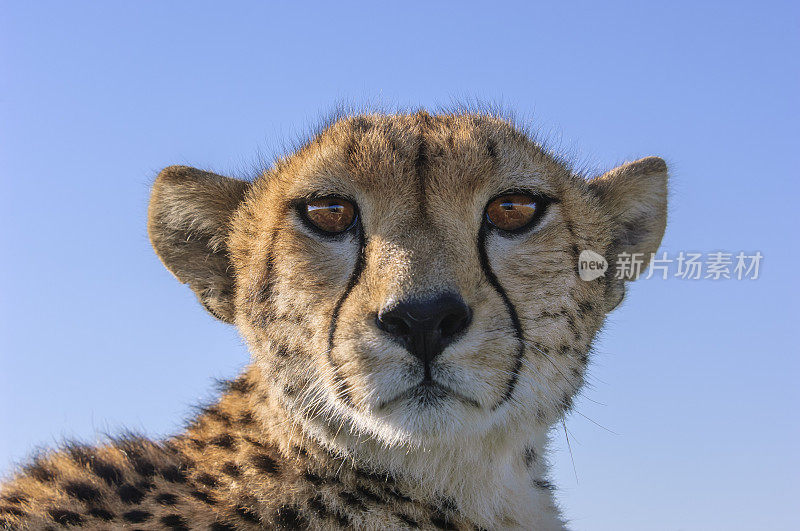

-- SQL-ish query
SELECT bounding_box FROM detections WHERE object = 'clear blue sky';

[1,2,798,529]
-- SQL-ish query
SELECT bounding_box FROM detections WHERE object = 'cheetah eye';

[485,193,544,232]
[302,197,357,234]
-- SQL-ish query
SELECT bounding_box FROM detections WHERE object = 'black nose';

[376,293,472,368]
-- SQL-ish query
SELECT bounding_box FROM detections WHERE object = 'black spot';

[416,134,428,179]
[196,473,219,488]
[26,461,56,482]
[561,393,574,412]
[65,444,95,467]
[221,462,241,477]
[160,465,187,483]
[440,497,458,513]
[135,480,156,492]
[0,507,25,517]
[0,494,26,505]
[131,457,156,478]
[237,411,255,426]
[534,479,556,491]
[189,438,207,450]
[205,407,232,426]
[274,343,290,358]
[356,485,383,504]
[275,505,305,529]
[524,446,537,467]
[303,471,323,485]
[430,514,458,530]
[161,514,189,530]
[189,489,216,505]
[335,512,351,527]
[234,504,261,524]
[243,436,267,449]
[209,434,236,449]
[210,523,237,531]
[397,513,420,527]
[251,453,279,474]
[338,491,366,511]
[47,509,83,526]
[559,344,570,356]
[90,461,123,486]
[307,495,328,517]
[87,507,114,521]
[116,484,145,504]
[293,446,308,458]
[122,510,151,523]
[64,481,102,503]
[385,487,412,504]
[227,377,254,394]
[486,138,498,160]
[354,467,386,483]
[156,492,179,506]
[566,314,578,330]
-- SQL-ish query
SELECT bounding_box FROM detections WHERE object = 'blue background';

[2,2,798,529]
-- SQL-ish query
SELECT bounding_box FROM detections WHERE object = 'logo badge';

[578,250,608,281]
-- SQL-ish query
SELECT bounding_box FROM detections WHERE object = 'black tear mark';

[325,227,367,408]
[477,225,526,410]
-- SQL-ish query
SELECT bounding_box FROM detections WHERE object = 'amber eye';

[303,197,356,234]
[485,194,540,232]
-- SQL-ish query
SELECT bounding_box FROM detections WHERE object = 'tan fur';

[0,111,668,530]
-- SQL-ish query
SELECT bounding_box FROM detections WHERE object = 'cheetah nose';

[376,293,472,368]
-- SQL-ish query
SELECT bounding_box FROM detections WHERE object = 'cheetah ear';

[148,166,251,323]
[588,156,668,310]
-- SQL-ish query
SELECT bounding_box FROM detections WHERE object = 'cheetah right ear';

[148,166,251,323]
[588,157,669,311]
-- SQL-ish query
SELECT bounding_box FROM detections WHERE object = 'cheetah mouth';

[377,380,480,411]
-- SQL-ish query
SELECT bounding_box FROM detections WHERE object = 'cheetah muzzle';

[0,110,668,530]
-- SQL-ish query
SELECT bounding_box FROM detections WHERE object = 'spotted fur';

[0,110,668,529]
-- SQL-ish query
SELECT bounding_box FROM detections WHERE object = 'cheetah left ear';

[589,156,668,310]
[148,166,251,323]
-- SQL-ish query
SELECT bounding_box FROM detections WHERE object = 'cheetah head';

[148,112,667,452]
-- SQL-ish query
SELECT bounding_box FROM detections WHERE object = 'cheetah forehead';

[261,112,573,202]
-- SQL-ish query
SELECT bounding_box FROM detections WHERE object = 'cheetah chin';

[1,109,668,530]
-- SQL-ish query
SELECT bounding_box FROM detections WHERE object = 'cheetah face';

[149,112,667,447]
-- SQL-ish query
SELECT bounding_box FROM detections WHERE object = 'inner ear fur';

[148,166,251,323]
[589,156,669,308]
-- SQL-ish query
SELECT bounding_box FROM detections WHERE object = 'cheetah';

[0,110,668,530]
